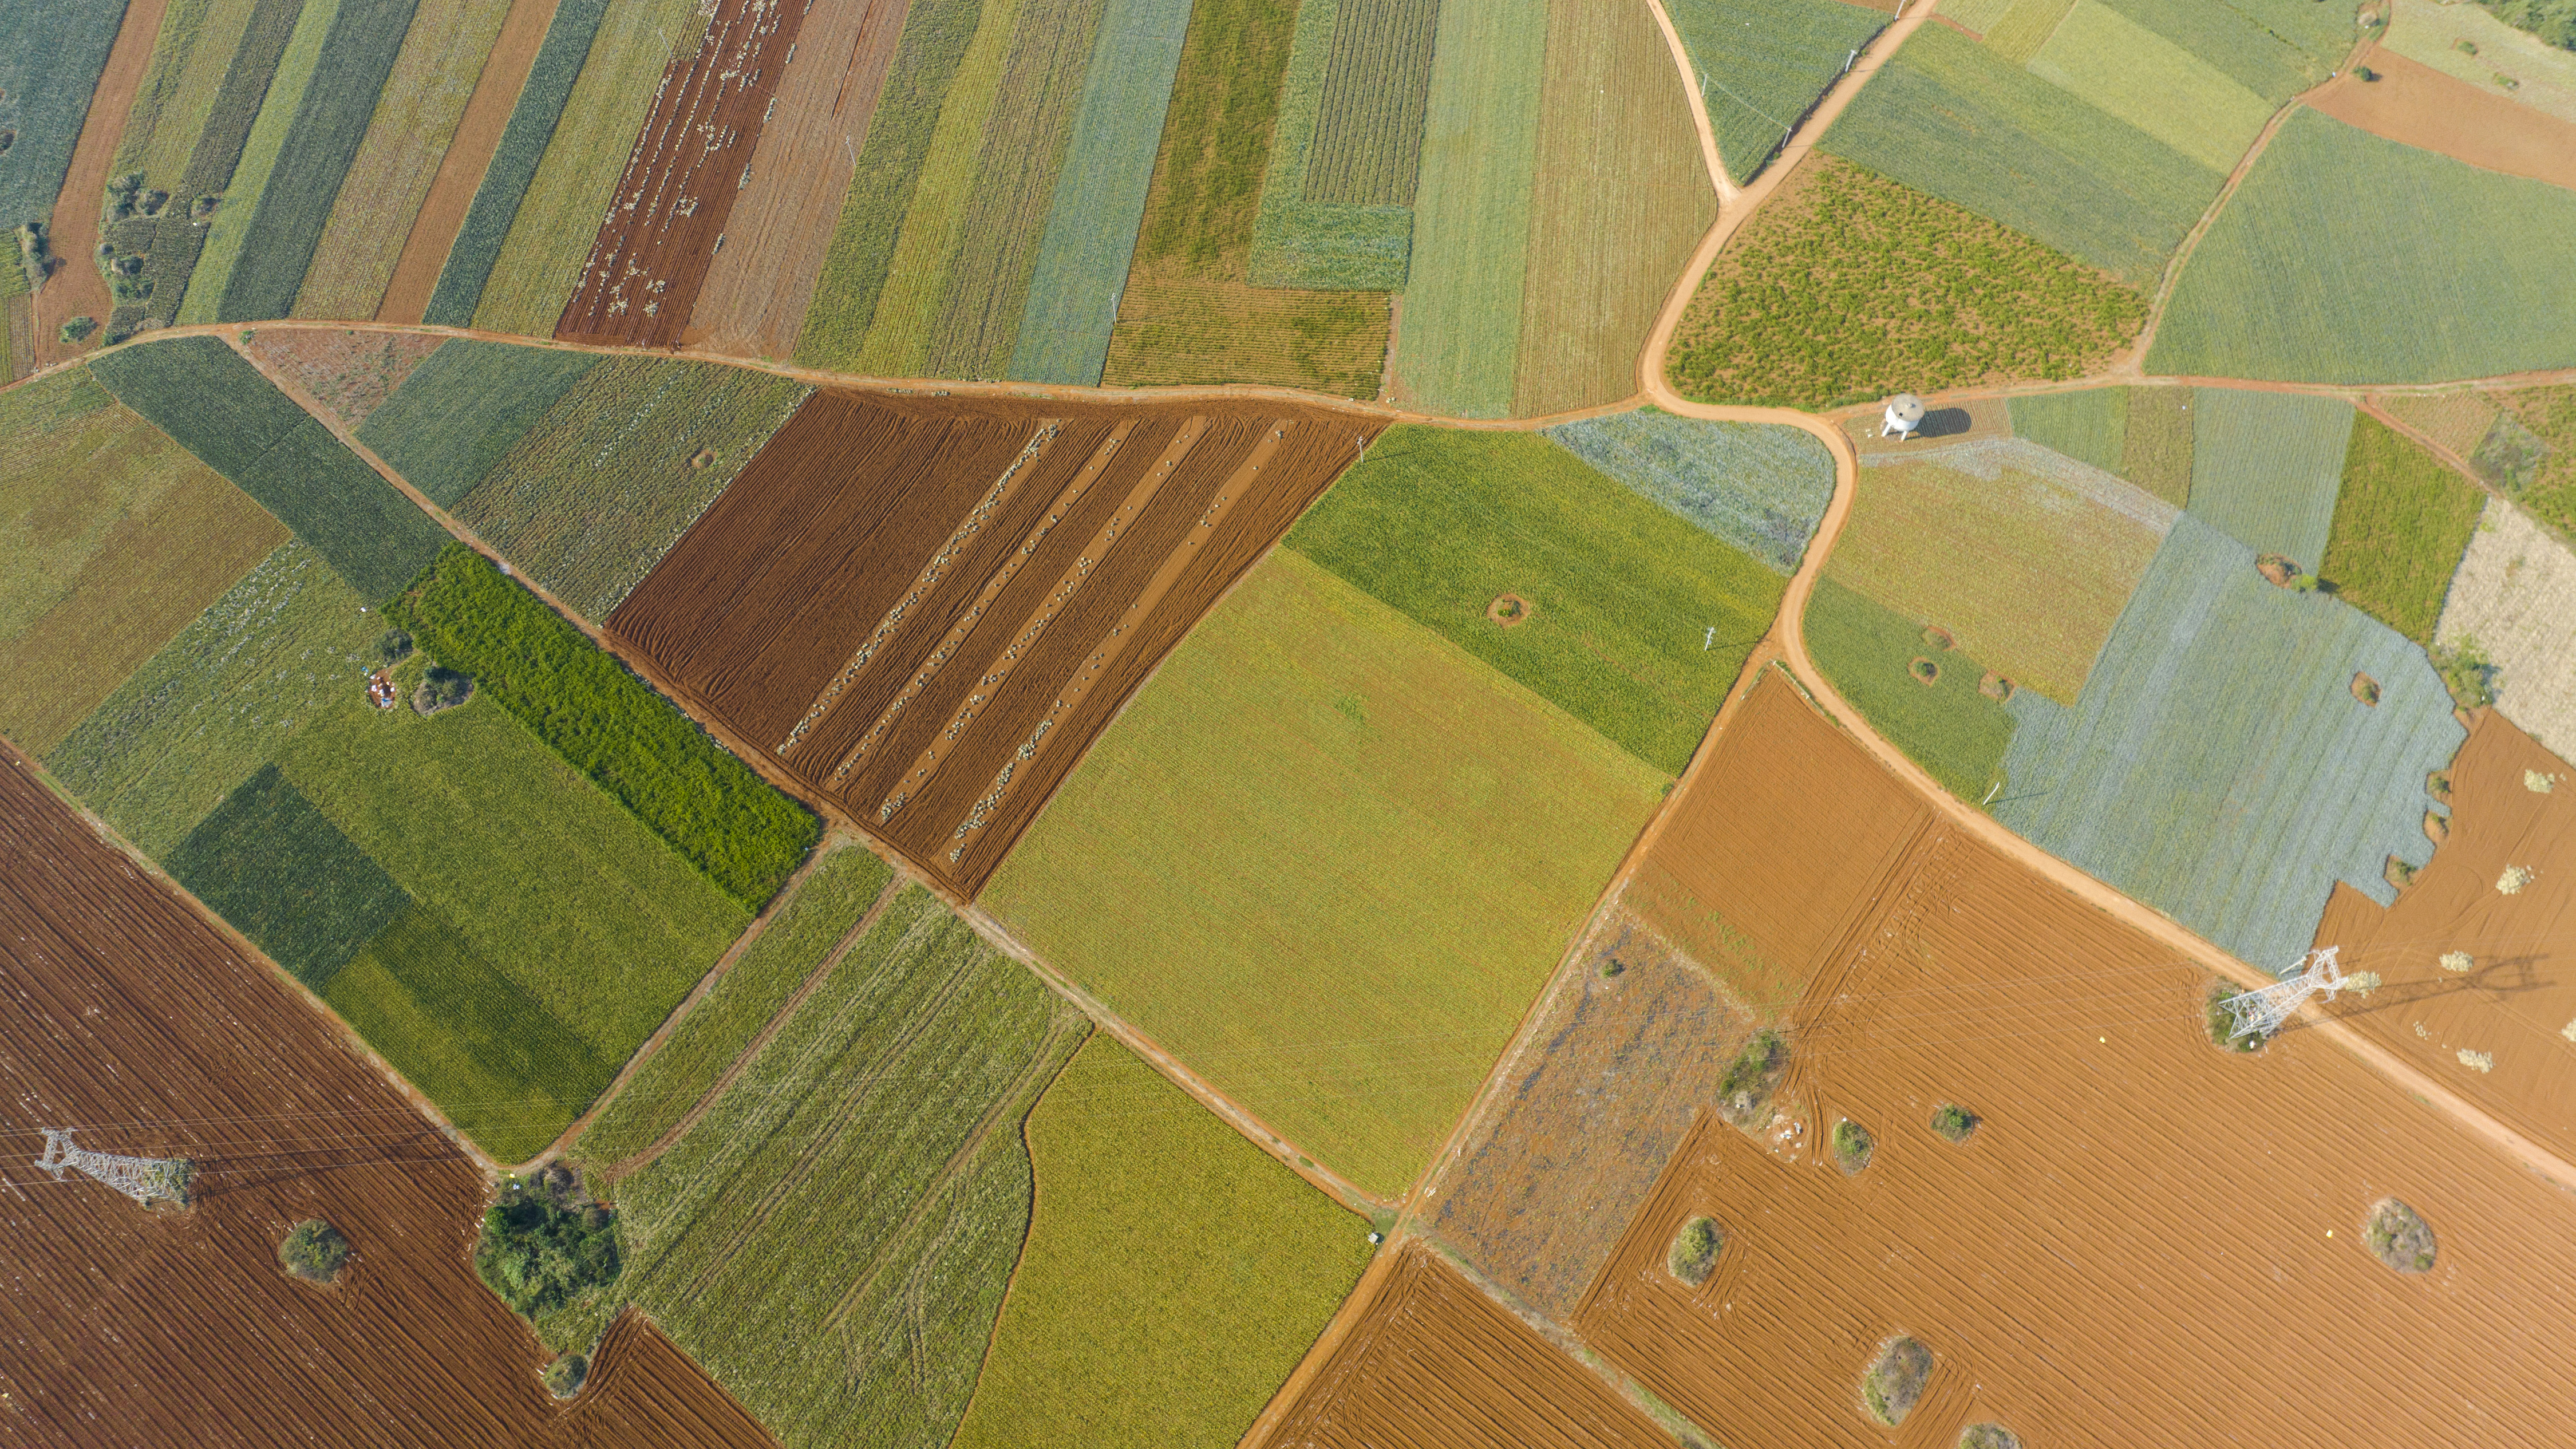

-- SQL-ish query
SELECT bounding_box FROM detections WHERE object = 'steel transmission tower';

[36,1130,191,1206]
[2220,946,2349,1043]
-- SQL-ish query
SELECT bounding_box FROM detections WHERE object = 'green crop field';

[1998,514,2466,972]
[2319,416,2485,646]
[1388,0,1544,417]
[1305,0,1441,203]
[165,763,413,989]
[1665,0,1888,185]
[115,0,262,184]
[0,0,127,231]
[2148,110,2576,384]
[88,336,303,473]
[949,1036,1374,1449]
[2486,382,2576,536]
[574,843,893,1166]
[1246,0,1416,290]
[1804,578,2017,804]
[355,340,600,507]
[2096,0,2349,102]
[2122,385,2194,504]
[422,0,609,327]
[1008,0,1195,384]
[1289,424,1785,774]
[1827,437,2171,704]
[572,889,1090,1447]
[1823,25,2222,285]
[451,356,807,618]
[2,372,199,636]
[2025,0,2273,172]
[180,0,343,325]
[392,546,819,907]
[2009,388,2127,477]
[982,551,1665,1197]
[472,0,704,336]
[1666,157,2146,412]
[1541,410,1836,575]
[2183,389,2353,565]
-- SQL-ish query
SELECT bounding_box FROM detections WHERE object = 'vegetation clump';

[1716,1028,1789,1129]
[2364,1197,2438,1273]
[374,628,413,665]
[57,315,94,344]
[2206,982,2268,1052]
[2430,637,2498,710]
[473,1171,621,1318]
[1860,1335,1934,1426]
[542,1353,588,1399]
[1930,1103,1980,1143]
[1959,1424,2023,1449]
[278,1219,349,1282]
[1667,1216,1724,1286]
[413,664,474,714]
[1832,1119,1876,1175]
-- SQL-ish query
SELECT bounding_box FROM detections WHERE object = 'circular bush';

[1667,1216,1724,1286]
[1908,656,1941,685]
[2364,1198,2437,1274]
[1860,1335,1933,1426]
[1832,1119,1875,1175]
[543,1353,588,1399]
[1929,1103,1980,1142]
[279,1219,349,1284]
[1959,1424,2022,1449]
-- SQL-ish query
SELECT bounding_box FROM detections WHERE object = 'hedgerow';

[390,544,817,906]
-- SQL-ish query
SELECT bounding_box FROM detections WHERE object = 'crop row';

[2183,388,2354,564]
[0,1,127,232]
[129,0,306,330]
[1247,0,1412,290]
[178,0,343,325]
[1303,0,1441,204]
[2318,416,2484,647]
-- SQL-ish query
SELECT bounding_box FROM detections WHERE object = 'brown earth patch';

[1844,395,2012,456]
[2354,671,2382,705]
[378,0,562,325]
[1978,670,2013,701]
[1488,593,1535,627]
[30,0,166,366]
[240,328,445,427]
[2312,50,2576,192]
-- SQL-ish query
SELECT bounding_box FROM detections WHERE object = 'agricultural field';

[1287,425,1785,774]
[2377,389,2502,463]
[448,354,807,619]
[288,0,513,321]
[162,761,410,989]
[0,0,128,232]
[2006,383,2221,510]
[984,550,1665,1197]
[0,760,773,1446]
[950,1036,1376,1448]
[1664,0,1890,184]
[2149,110,2576,384]
[2022,0,2274,171]
[1821,25,2223,286]
[1665,157,2146,410]
[1245,0,1423,291]
[2476,382,2576,535]
[2317,416,2484,645]
[177,0,355,325]
[242,326,444,427]
[2007,386,2125,476]
[90,335,449,602]
[575,842,893,1166]
[2438,499,2576,760]
[354,337,600,506]
[2182,389,2354,565]
[1541,410,1836,575]
[607,389,1385,897]
[2383,0,2576,127]
[2000,514,2466,972]
[1802,578,2018,804]
[2307,52,2576,192]
[578,888,1091,1448]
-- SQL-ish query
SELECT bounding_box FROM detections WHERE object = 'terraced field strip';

[1246,0,1416,291]
[15,0,161,368]
[120,0,303,334]
[177,0,350,325]
[378,0,564,323]
[1303,0,1441,204]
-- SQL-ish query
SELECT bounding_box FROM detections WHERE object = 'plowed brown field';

[2316,709,2576,1163]
[553,0,812,348]
[2310,51,2576,192]
[1570,682,2576,1449]
[1259,1243,1674,1449]
[242,327,445,427]
[0,752,772,1448]
[607,389,1382,896]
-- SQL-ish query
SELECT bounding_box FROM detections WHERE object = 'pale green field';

[2026,0,2273,171]
[179,0,341,325]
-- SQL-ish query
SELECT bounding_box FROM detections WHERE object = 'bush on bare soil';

[2365,1197,2438,1274]
[2206,982,2267,1052]
[1860,1335,1933,1426]
[542,1353,588,1399]
[1668,1217,1724,1286]
[278,1219,349,1283]
[1959,1424,2022,1449]
[1930,1103,1979,1143]
[473,1172,619,1318]
[1716,1029,1789,1129]
[1832,1119,1876,1175]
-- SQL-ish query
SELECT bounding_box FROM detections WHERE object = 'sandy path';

[31,0,168,368]
[377,0,564,325]
[1641,0,1738,202]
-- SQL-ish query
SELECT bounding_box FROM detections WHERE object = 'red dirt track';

[607,388,1384,896]
[0,753,773,1447]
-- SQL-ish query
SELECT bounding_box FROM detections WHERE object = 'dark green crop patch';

[165,763,410,989]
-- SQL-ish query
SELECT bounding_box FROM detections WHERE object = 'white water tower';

[1880,393,1925,440]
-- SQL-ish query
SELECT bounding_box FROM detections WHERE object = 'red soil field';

[378,0,565,325]
[553,0,811,348]
[686,0,914,359]
[608,388,1384,897]
[2310,51,2576,192]
[242,327,445,427]
[0,752,773,1448]
[29,0,166,367]
[1570,681,2576,1449]
[2315,709,2576,1164]
[1257,1243,1674,1449]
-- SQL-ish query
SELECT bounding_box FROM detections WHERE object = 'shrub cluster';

[278,1219,349,1283]
[1716,1028,1788,1128]
[1667,1216,1724,1286]
[473,1175,621,1318]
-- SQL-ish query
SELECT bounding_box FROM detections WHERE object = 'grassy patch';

[477,1175,621,1316]
[2008,388,2127,477]
[2184,389,2354,564]
[1714,1027,1788,1128]
[2204,980,2267,1051]
[354,339,600,507]
[0,0,128,231]
[1667,157,2145,410]
[2151,110,2576,383]
[1288,425,1783,773]
[1804,578,2016,804]
[1247,0,1414,291]
[2025,0,2273,171]
[1862,1336,1934,1426]
[165,762,411,989]
[983,552,1665,1197]
[574,844,893,1166]
[1666,0,1889,184]
[2320,416,2484,646]
[948,1036,1373,1449]
[278,1219,348,1282]
[1542,410,1836,575]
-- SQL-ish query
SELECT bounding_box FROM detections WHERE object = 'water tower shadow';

[1915,407,1975,439]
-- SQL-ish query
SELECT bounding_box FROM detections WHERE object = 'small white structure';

[2219,947,2350,1043]
[1880,394,1926,440]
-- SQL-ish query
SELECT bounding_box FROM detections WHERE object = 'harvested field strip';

[1803,579,2016,805]
[1006,0,1195,384]
[1665,0,1890,185]
[1541,410,1835,576]
[2438,499,2576,761]
[588,888,1091,1449]
[949,1036,1374,1448]
[116,0,262,185]
[1101,274,1389,397]
[2150,110,2576,383]
[354,337,599,507]
[1511,0,1717,418]
[1305,0,1441,204]
[421,0,610,327]
[2025,0,2270,172]
[1247,0,1414,291]
[2318,415,2482,646]
[2006,386,2125,477]
[1827,436,2173,704]
[982,550,1665,1197]
[242,326,444,427]
[0,0,127,230]
[552,0,809,348]
[1289,424,1787,775]
[471,0,704,337]
[1264,1243,1675,1448]
[1822,24,2221,285]
[2184,388,2353,564]
[180,0,352,325]
[129,0,305,330]
[376,0,563,323]
[289,0,513,321]
[2001,514,2465,971]
[0,756,776,1447]
[1388,0,1543,417]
